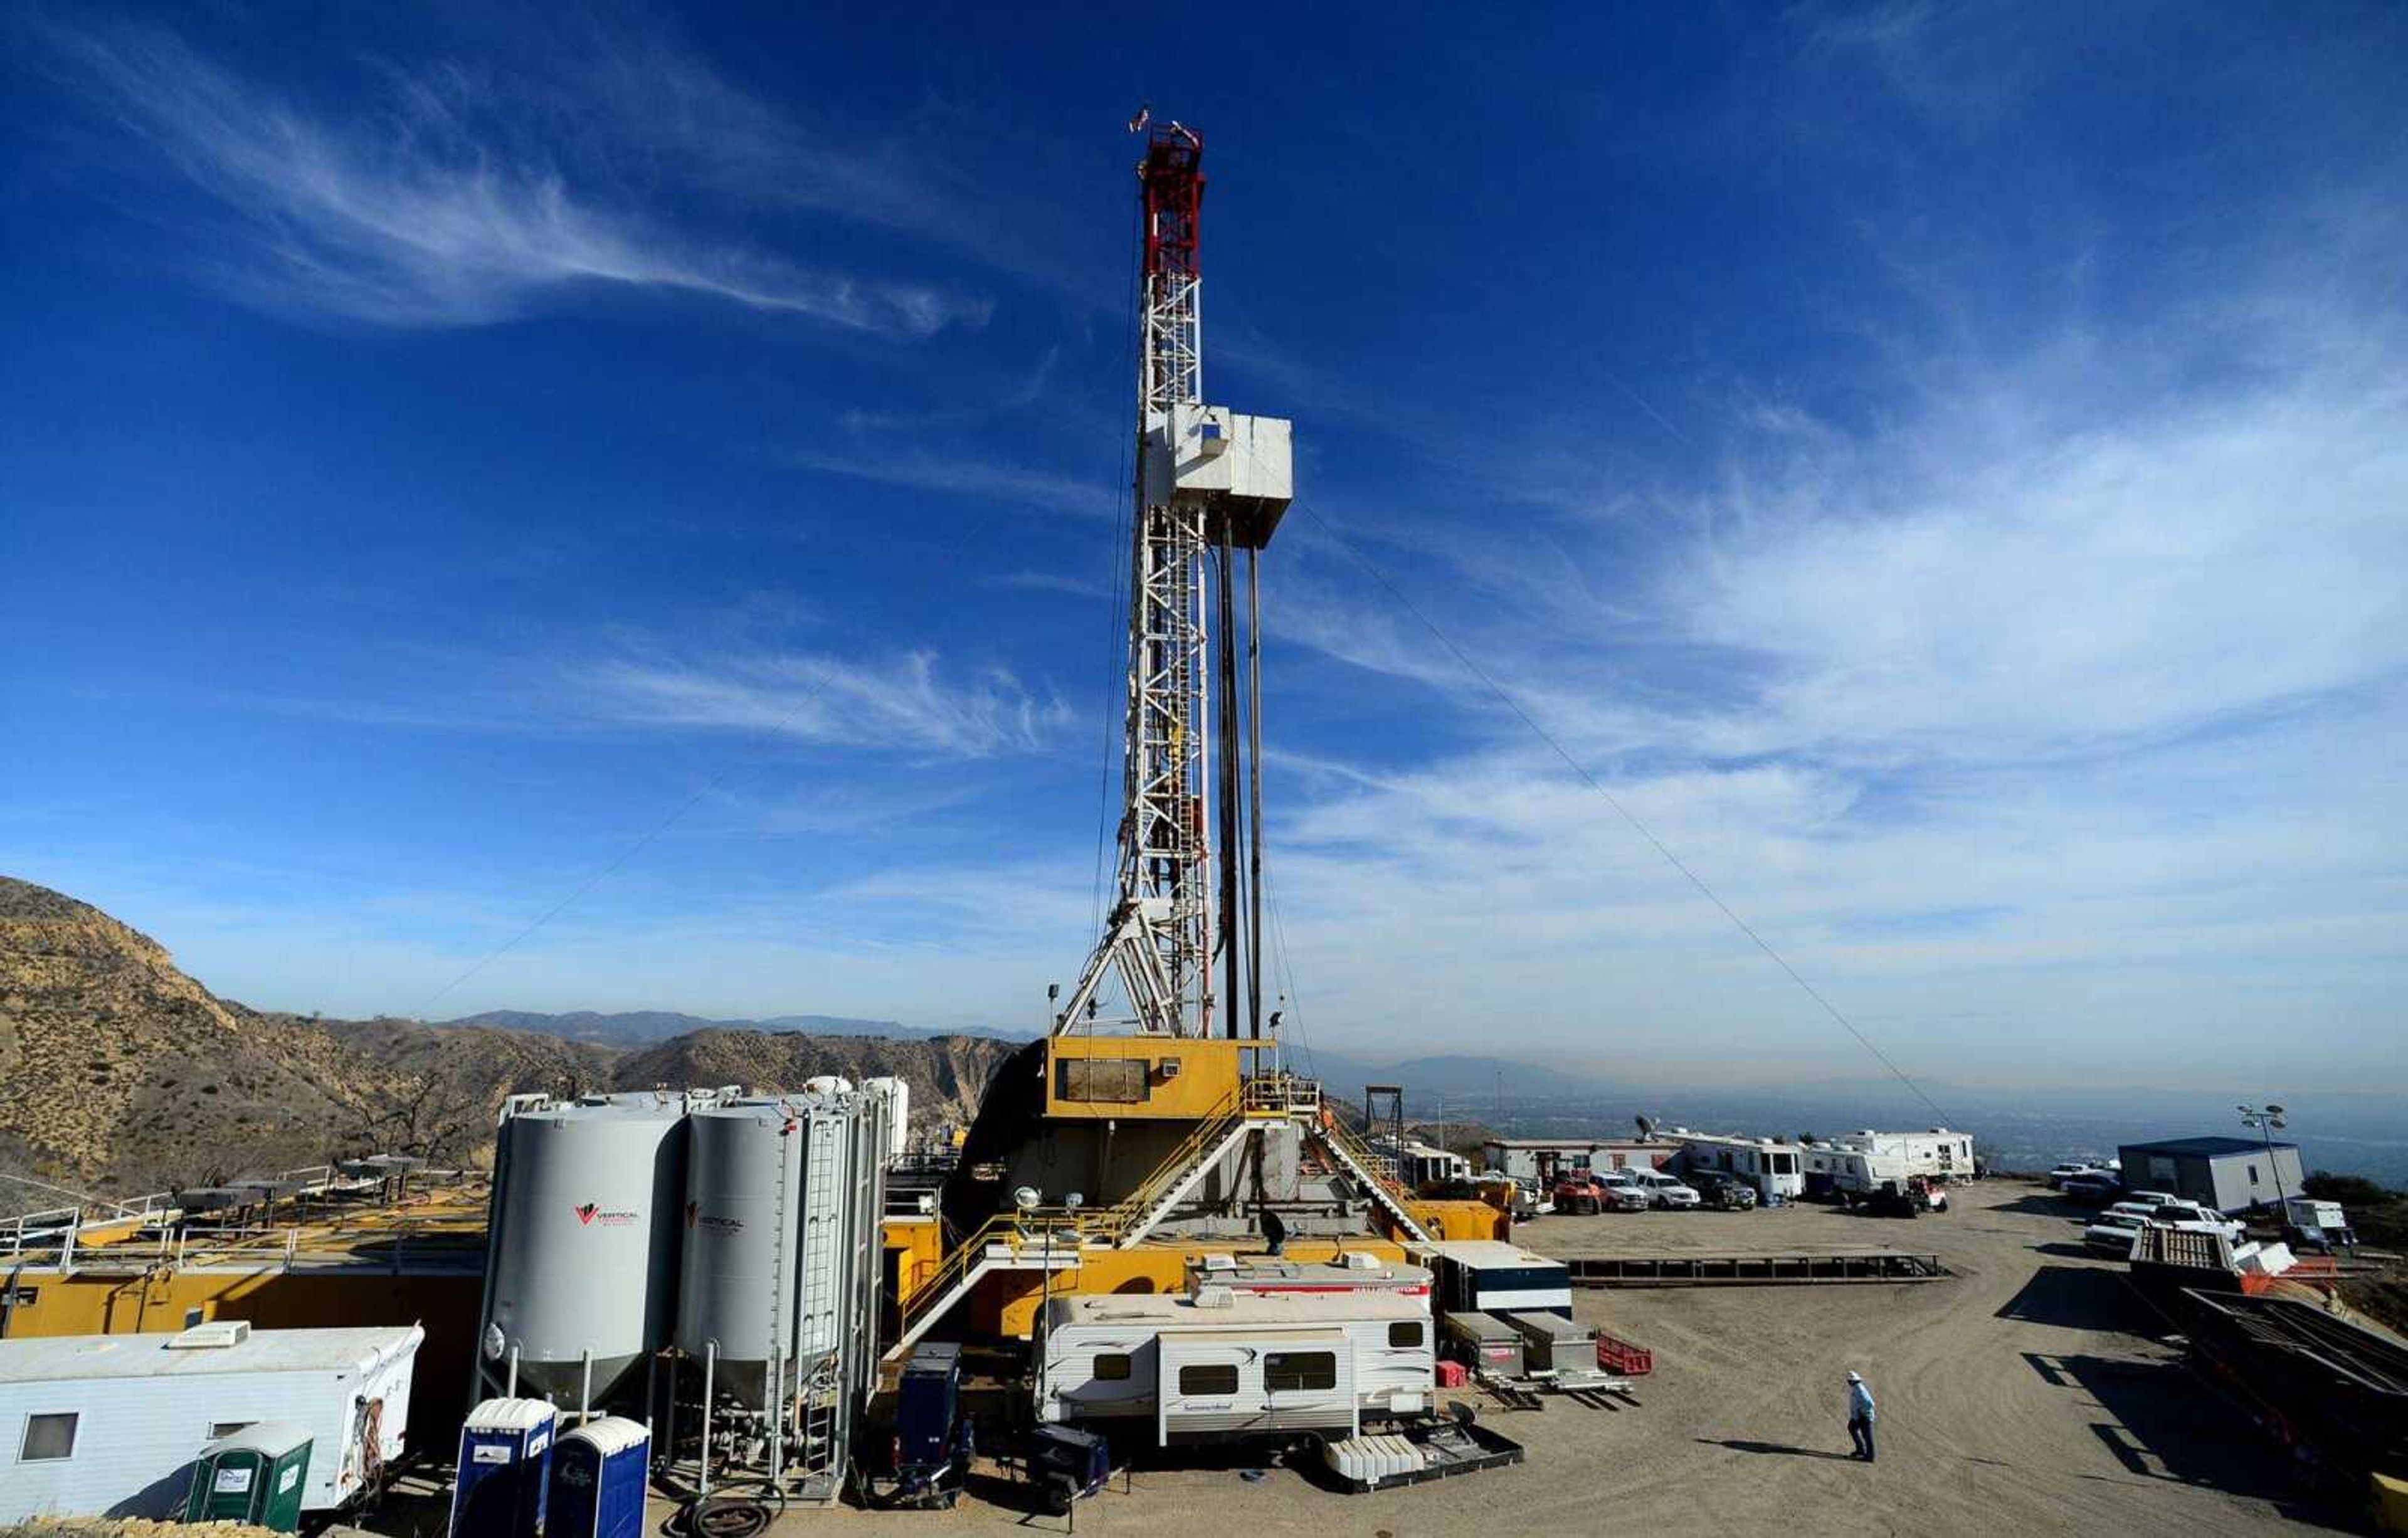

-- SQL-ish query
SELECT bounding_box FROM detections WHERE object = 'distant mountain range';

[443,1008,1028,1048]
[0,876,1019,1199]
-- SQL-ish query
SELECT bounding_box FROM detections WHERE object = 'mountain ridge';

[0,875,1017,1199]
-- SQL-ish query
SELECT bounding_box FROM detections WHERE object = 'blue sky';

[4,3,2403,1092]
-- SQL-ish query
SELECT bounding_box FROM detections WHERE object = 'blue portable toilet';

[452,1398,558,1538]
[548,1418,650,1538]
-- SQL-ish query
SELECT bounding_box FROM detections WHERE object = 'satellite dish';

[1014,1186,1042,1210]
[481,1324,505,1362]
[1635,1114,1658,1139]
[1447,1400,1477,1426]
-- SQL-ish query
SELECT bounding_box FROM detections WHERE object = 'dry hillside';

[0,876,1015,1201]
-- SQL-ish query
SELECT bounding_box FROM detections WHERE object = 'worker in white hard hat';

[1845,1370,1877,1462]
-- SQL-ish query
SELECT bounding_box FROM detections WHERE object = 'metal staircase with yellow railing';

[889,1076,1351,1356]
[1302,1102,1433,1246]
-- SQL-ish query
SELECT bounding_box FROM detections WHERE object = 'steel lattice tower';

[1055,120,1291,1040]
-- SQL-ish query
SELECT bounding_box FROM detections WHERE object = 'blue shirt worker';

[1846,1371,1877,1462]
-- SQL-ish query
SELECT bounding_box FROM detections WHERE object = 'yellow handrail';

[897,1072,1334,1330]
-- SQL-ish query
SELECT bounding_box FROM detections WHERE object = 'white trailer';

[1037,1288,1432,1446]
[1412,1240,1571,1315]
[0,1321,421,1522]
[1669,1132,1805,1201]
[1800,1144,1917,1203]
[1830,1128,1975,1182]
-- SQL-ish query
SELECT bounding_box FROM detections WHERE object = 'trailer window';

[1265,1352,1337,1393]
[20,1413,77,1462]
[1178,1364,1239,1396]
[1093,1354,1131,1382]
[1388,1322,1423,1348]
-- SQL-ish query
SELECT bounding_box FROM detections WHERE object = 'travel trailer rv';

[1035,1286,1434,1445]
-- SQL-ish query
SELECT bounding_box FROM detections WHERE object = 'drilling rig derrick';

[1055,119,1293,1042]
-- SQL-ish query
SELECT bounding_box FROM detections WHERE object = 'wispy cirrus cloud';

[14,13,988,334]
[786,447,1116,518]
[571,648,1072,758]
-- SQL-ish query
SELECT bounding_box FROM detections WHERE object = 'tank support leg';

[699,1341,717,1497]
[579,1349,593,1425]
[769,1346,785,1484]
[660,1356,678,1479]
[506,1344,520,1398]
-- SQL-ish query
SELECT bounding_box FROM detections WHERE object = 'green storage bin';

[185,1421,313,1532]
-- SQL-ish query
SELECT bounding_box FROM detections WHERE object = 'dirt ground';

[349,1179,2353,1538]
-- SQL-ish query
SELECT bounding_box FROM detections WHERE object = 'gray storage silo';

[479,1093,691,1408]
[676,1101,805,1409]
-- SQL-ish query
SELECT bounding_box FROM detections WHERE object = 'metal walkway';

[1565,1250,1949,1288]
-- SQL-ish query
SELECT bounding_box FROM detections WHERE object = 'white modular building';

[1412,1240,1573,1317]
[0,1322,420,1522]
[1036,1287,1434,1445]
[1477,1139,1681,1187]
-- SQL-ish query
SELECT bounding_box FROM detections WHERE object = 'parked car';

[1689,1171,1759,1211]
[2059,1173,2121,1203]
[1589,1172,1654,1213]
[2083,1211,2149,1256]
[1624,1170,1702,1209]
[2121,1189,2180,1210]
[2103,1201,2162,1225]
[2048,1162,2106,1191]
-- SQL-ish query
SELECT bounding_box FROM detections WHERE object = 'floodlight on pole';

[2238,1103,2292,1211]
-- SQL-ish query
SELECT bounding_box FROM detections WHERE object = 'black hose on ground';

[658,1477,785,1538]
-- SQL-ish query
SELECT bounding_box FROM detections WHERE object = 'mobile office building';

[1477,1139,1679,1188]
[1413,1240,1572,1317]
[1036,1288,1434,1445]
[1398,1142,1471,1191]
[2119,1137,2305,1214]
[0,1321,420,1523]
[1667,1132,1805,1201]
[1831,1129,1976,1182]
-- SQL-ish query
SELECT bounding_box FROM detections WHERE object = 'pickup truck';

[2083,1211,2148,1256]
[1689,1171,1759,1211]
[2150,1201,2246,1243]
[1622,1169,1702,1210]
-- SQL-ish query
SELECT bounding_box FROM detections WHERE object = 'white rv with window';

[1831,1129,1975,1182]
[1800,1144,1914,1201]
[0,1322,420,1522]
[1036,1287,1434,1445]
[1669,1132,1805,1200]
